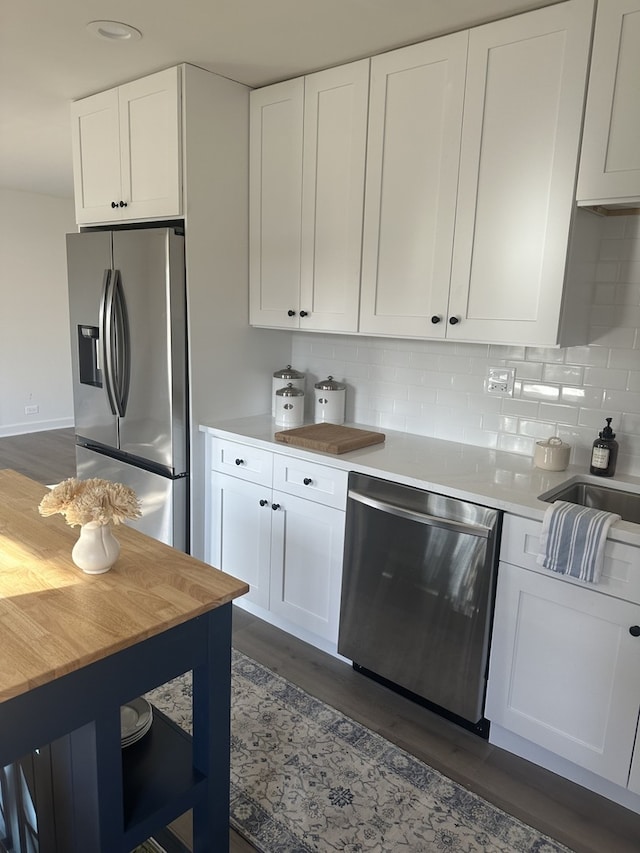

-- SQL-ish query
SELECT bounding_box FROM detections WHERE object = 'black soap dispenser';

[590,418,619,477]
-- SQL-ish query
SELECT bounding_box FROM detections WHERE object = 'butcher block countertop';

[0,469,248,704]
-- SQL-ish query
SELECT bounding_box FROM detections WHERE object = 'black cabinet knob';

[431,315,441,324]
[259,499,268,507]
[119,200,128,208]
[303,477,312,486]
[630,626,640,637]
[287,310,296,317]
[299,310,308,317]
[111,201,118,208]
[449,316,459,325]
[235,458,244,466]
[271,503,280,511]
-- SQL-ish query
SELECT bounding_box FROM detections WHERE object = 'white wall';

[0,188,75,436]
[292,213,640,477]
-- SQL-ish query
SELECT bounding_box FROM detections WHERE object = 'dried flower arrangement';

[39,478,142,528]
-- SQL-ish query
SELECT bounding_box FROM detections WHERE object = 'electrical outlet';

[25,404,39,415]
[485,367,515,396]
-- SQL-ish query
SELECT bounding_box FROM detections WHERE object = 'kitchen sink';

[539,480,640,525]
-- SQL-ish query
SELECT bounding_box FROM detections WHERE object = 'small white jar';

[534,436,571,471]
[275,383,305,428]
[272,365,305,416]
[314,376,346,424]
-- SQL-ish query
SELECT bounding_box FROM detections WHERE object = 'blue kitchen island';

[0,469,248,852]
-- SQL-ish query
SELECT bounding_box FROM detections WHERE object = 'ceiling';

[1,0,561,200]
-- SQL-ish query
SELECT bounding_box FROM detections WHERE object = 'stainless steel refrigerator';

[66,226,188,551]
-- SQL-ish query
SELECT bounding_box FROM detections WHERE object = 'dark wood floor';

[3,430,640,853]
[0,428,76,484]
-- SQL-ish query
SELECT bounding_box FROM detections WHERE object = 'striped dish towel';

[537,500,621,583]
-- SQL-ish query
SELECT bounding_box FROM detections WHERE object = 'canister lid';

[314,375,345,391]
[276,382,305,397]
[273,364,304,380]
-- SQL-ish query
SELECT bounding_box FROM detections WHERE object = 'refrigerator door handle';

[111,269,131,417]
[99,269,118,416]
[101,269,130,417]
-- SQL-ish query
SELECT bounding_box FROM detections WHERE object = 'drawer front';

[501,514,640,605]
[273,455,348,509]
[209,438,273,486]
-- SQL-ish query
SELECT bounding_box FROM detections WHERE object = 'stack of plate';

[121,696,153,748]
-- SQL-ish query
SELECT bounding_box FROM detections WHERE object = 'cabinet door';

[269,493,345,642]
[359,33,467,338]
[71,88,122,225]
[577,0,640,206]
[299,60,369,332]
[486,562,640,787]
[448,0,594,345]
[208,472,272,609]
[118,66,182,221]
[249,79,304,328]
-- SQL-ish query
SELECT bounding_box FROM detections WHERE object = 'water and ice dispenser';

[77,325,102,387]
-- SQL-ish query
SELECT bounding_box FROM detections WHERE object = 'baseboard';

[0,418,74,438]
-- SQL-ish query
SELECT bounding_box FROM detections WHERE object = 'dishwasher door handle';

[347,490,493,539]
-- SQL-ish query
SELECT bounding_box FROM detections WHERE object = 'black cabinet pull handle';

[287,310,296,317]
[431,315,441,324]
[299,310,308,317]
[235,458,244,466]
[259,499,268,507]
[449,316,460,325]
[271,503,280,511]
[630,626,640,637]
[303,477,312,486]
[119,200,128,208]
[111,201,118,208]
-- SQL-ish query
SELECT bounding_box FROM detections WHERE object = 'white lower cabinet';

[486,515,640,797]
[207,437,347,646]
[269,491,345,641]
[209,472,272,610]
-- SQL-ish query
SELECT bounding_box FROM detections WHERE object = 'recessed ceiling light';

[86,21,143,41]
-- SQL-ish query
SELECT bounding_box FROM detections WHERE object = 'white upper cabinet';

[71,67,182,225]
[249,0,595,347]
[359,34,468,338]
[577,0,640,206]
[250,61,369,332]
[447,0,595,345]
[249,79,304,329]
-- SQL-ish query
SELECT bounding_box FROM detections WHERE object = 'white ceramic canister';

[272,365,305,417]
[314,376,346,424]
[534,436,571,471]
[275,383,305,428]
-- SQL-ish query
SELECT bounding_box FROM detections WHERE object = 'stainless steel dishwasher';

[338,472,501,736]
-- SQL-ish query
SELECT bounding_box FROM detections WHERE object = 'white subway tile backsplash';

[407,385,438,403]
[564,346,609,367]
[542,364,585,384]
[589,325,636,348]
[560,385,604,407]
[520,382,561,402]
[595,261,620,282]
[290,215,640,475]
[538,404,579,425]
[382,349,412,367]
[604,389,640,413]
[502,398,540,417]
[506,360,543,380]
[584,367,628,390]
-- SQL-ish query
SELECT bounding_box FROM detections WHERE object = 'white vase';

[72,521,120,574]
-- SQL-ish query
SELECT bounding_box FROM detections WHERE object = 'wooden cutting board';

[274,422,385,454]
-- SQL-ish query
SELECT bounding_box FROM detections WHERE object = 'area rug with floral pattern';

[146,650,572,853]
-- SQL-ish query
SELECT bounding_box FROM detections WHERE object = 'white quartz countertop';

[200,414,640,548]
